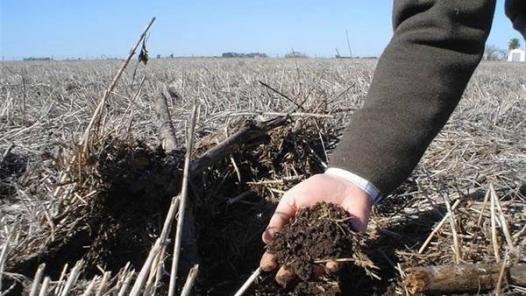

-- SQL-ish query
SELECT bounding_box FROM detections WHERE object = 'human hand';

[259,173,373,286]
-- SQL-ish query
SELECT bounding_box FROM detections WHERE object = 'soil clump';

[255,202,355,295]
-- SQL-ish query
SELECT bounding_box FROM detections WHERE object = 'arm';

[261,0,496,285]
[330,0,496,195]
[506,0,526,38]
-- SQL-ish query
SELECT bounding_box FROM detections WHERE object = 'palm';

[260,173,373,286]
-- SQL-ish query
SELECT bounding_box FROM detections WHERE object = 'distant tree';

[221,52,267,58]
[156,54,161,59]
[247,52,267,58]
[23,57,52,61]
[169,53,174,58]
[509,38,521,50]
[484,45,506,61]
[222,52,237,58]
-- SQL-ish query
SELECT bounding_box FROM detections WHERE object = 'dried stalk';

[0,228,13,293]
[476,189,491,226]
[0,143,14,162]
[143,255,160,295]
[38,277,50,296]
[490,184,500,263]
[54,263,69,295]
[225,111,333,119]
[234,267,261,296]
[60,260,83,296]
[443,195,461,263]
[418,199,460,254]
[495,255,508,296]
[155,89,178,152]
[492,186,516,253]
[168,105,199,296]
[258,81,302,110]
[117,270,135,296]
[80,276,98,296]
[94,271,110,296]
[29,263,46,296]
[150,195,179,294]
[512,224,526,245]
[180,264,199,296]
[129,239,162,296]
[80,17,156,152]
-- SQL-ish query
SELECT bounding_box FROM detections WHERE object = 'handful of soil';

[268,202,355,281]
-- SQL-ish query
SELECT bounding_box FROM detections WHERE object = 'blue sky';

[1,0,523,60]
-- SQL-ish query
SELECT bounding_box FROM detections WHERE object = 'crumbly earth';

[253,202,354,295]
[254,273,341,296]
[268,202,354,281]
[0,151,27,200]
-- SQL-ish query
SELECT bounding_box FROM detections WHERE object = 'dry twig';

[80,17,156,152]
[234,267,261,296]
[168,105,199,296]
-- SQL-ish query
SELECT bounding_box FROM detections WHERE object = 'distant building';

[507,48,526,62]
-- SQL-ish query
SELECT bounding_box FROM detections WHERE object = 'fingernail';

[262,228,275,243]
[325,261,340,274]
[261,261,276,272]
[276,268,295,287]
[260,253,278,271]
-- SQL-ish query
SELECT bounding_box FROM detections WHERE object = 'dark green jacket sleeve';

[506,0,526,37]
[329,0,496,194]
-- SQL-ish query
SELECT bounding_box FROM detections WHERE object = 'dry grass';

[0,58,525,295]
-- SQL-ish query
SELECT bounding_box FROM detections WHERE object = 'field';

[1,58,525,295]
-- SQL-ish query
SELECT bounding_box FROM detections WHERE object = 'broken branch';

[404,263,526,294]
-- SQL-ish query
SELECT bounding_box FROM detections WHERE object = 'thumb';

[262,194,297,244]
[340,194,372,233]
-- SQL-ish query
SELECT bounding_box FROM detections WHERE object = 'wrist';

[324,168,382,205]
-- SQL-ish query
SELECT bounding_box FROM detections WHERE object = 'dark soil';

[7,140,185,278]
[269,202,354,281]
[192,122,335,295]
[0,150,27,199]
[253,202,355,295]
[5,120,342,295]
[254,272,341,296]
[84,140,185,272]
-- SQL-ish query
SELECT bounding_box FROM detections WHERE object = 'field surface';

[1,58,525,295]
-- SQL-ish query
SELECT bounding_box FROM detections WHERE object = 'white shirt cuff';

[325,167,382,205]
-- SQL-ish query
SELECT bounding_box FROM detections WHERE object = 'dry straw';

[1,32,525,295]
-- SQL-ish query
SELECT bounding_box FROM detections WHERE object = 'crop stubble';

[0,59,525,295]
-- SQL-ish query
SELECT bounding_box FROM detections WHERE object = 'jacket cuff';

[325,167,383,205]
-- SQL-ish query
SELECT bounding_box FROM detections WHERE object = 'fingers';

[325,261,341,274]
[262,212,288,244]
[265,260,341,287]
[262,195,296,244]
[340,189,372,233]
[260,252,278,272]
[275,266,295,287]
[274,262,340,287]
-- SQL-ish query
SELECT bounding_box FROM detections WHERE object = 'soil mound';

[7,140,184,277]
